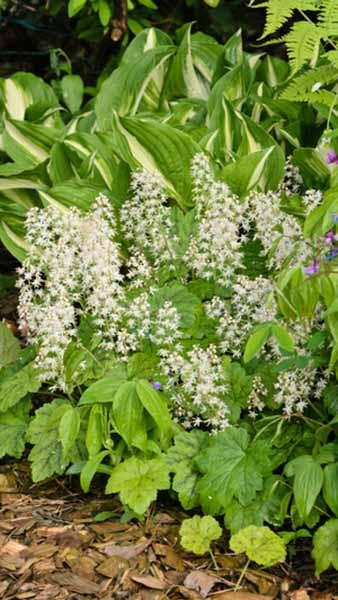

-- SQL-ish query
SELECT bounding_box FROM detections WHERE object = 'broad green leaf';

[80,450,110,493]
[196,428,271,513]
[312,519,338,576]
[0,399,31,459]
[323,464,338,516]
[0,322,20,368]
[59,406,81,457]
[79,372,127,405]
[230,525,286,566]
[165,430,208,509]
[26,399,83,482]
[271,324,295,353]
[61,75,84,114]
[86,405,104,457]
[285,455,323,521]
[105,456,170,514]
[68,0,87,17]
[243,324,271,363]
[0,362,41,412]
[221,146,284,195]
[136,380,172,438]
[179,515,222,554]
[111,381,147,449]
[3,119,58,166]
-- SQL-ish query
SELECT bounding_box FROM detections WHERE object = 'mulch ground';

[0,466,336,600]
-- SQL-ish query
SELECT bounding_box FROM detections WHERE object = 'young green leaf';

[61,75,84,114]
[80,450,110,493]
[86,405,105,458]
[136,379,172,438]
[105,456,170,515]
[271,324,295,354]
[323,464,338,516]
[312,519,338,576]
[111,381,147,449]
[285,455,323,522]
[179,515,222,555]
[230,525,286,566]
[243,324,271,363]
[59,406,81,457]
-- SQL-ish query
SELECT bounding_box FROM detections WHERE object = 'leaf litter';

[0,469,336,599]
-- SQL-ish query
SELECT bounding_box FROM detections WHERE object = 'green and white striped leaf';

[110,112,200,206]
[95,45,174,128]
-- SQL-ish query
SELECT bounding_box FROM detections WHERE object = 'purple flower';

[324,248,338,262]
[326,151,338,165]
[325,231,335,244]
[150,381,161,390]
[304,259,320,275]
[332,214,338,223]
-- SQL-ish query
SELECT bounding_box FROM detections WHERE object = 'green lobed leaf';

[0,362,41,412]
[179,515,222,555]
[230,525,286,566]
[105,456,170,515]
[0,399,31,459]
[196,428,272,513]
[312,519,338,576]
[165,430,209,509]
[26,399,83,482]
[0,322,20,369]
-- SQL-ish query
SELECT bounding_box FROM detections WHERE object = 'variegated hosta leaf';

[95,45,174,128]
[2,119,60,167]
[165,24,212,102]
[109,112,200,207]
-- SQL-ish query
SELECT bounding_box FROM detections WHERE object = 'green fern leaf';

[262,0,298,38]
[280,64,338,101]
[325,50,338,69]
[319,0,338,37]
[307,89,338,107]
[284,21,322,73]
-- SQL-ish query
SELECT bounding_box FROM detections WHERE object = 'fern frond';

[284,21,322,73]
[261,0,298,38]
[318,0,338,37]
[307,89,338,107]
[326,50,338,69]
[280,64,338,101]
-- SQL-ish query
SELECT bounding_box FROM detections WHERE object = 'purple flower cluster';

[327,151,338,165]
[304,215,338,275]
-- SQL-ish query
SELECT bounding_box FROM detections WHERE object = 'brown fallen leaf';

[96,555,130,578]
[131,575,168,591]
[153,543,185,571]
[51,572,101,595]
[290,591,311,600]
[210,593,273,600]
[184,570,218,598]
[103,539,151,559]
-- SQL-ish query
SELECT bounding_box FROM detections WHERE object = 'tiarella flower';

[159,345,229,433]
[326,150,338,165]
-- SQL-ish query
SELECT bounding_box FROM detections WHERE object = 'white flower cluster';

[248,190,312,270]
[278,157,303,196]
[17,196,123,388]
[186,153,244,285]
[206,276,276,357]
[159,344,229,432]
[247,376,268,418]
[120,170,177,283]
[274,367,317,416]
